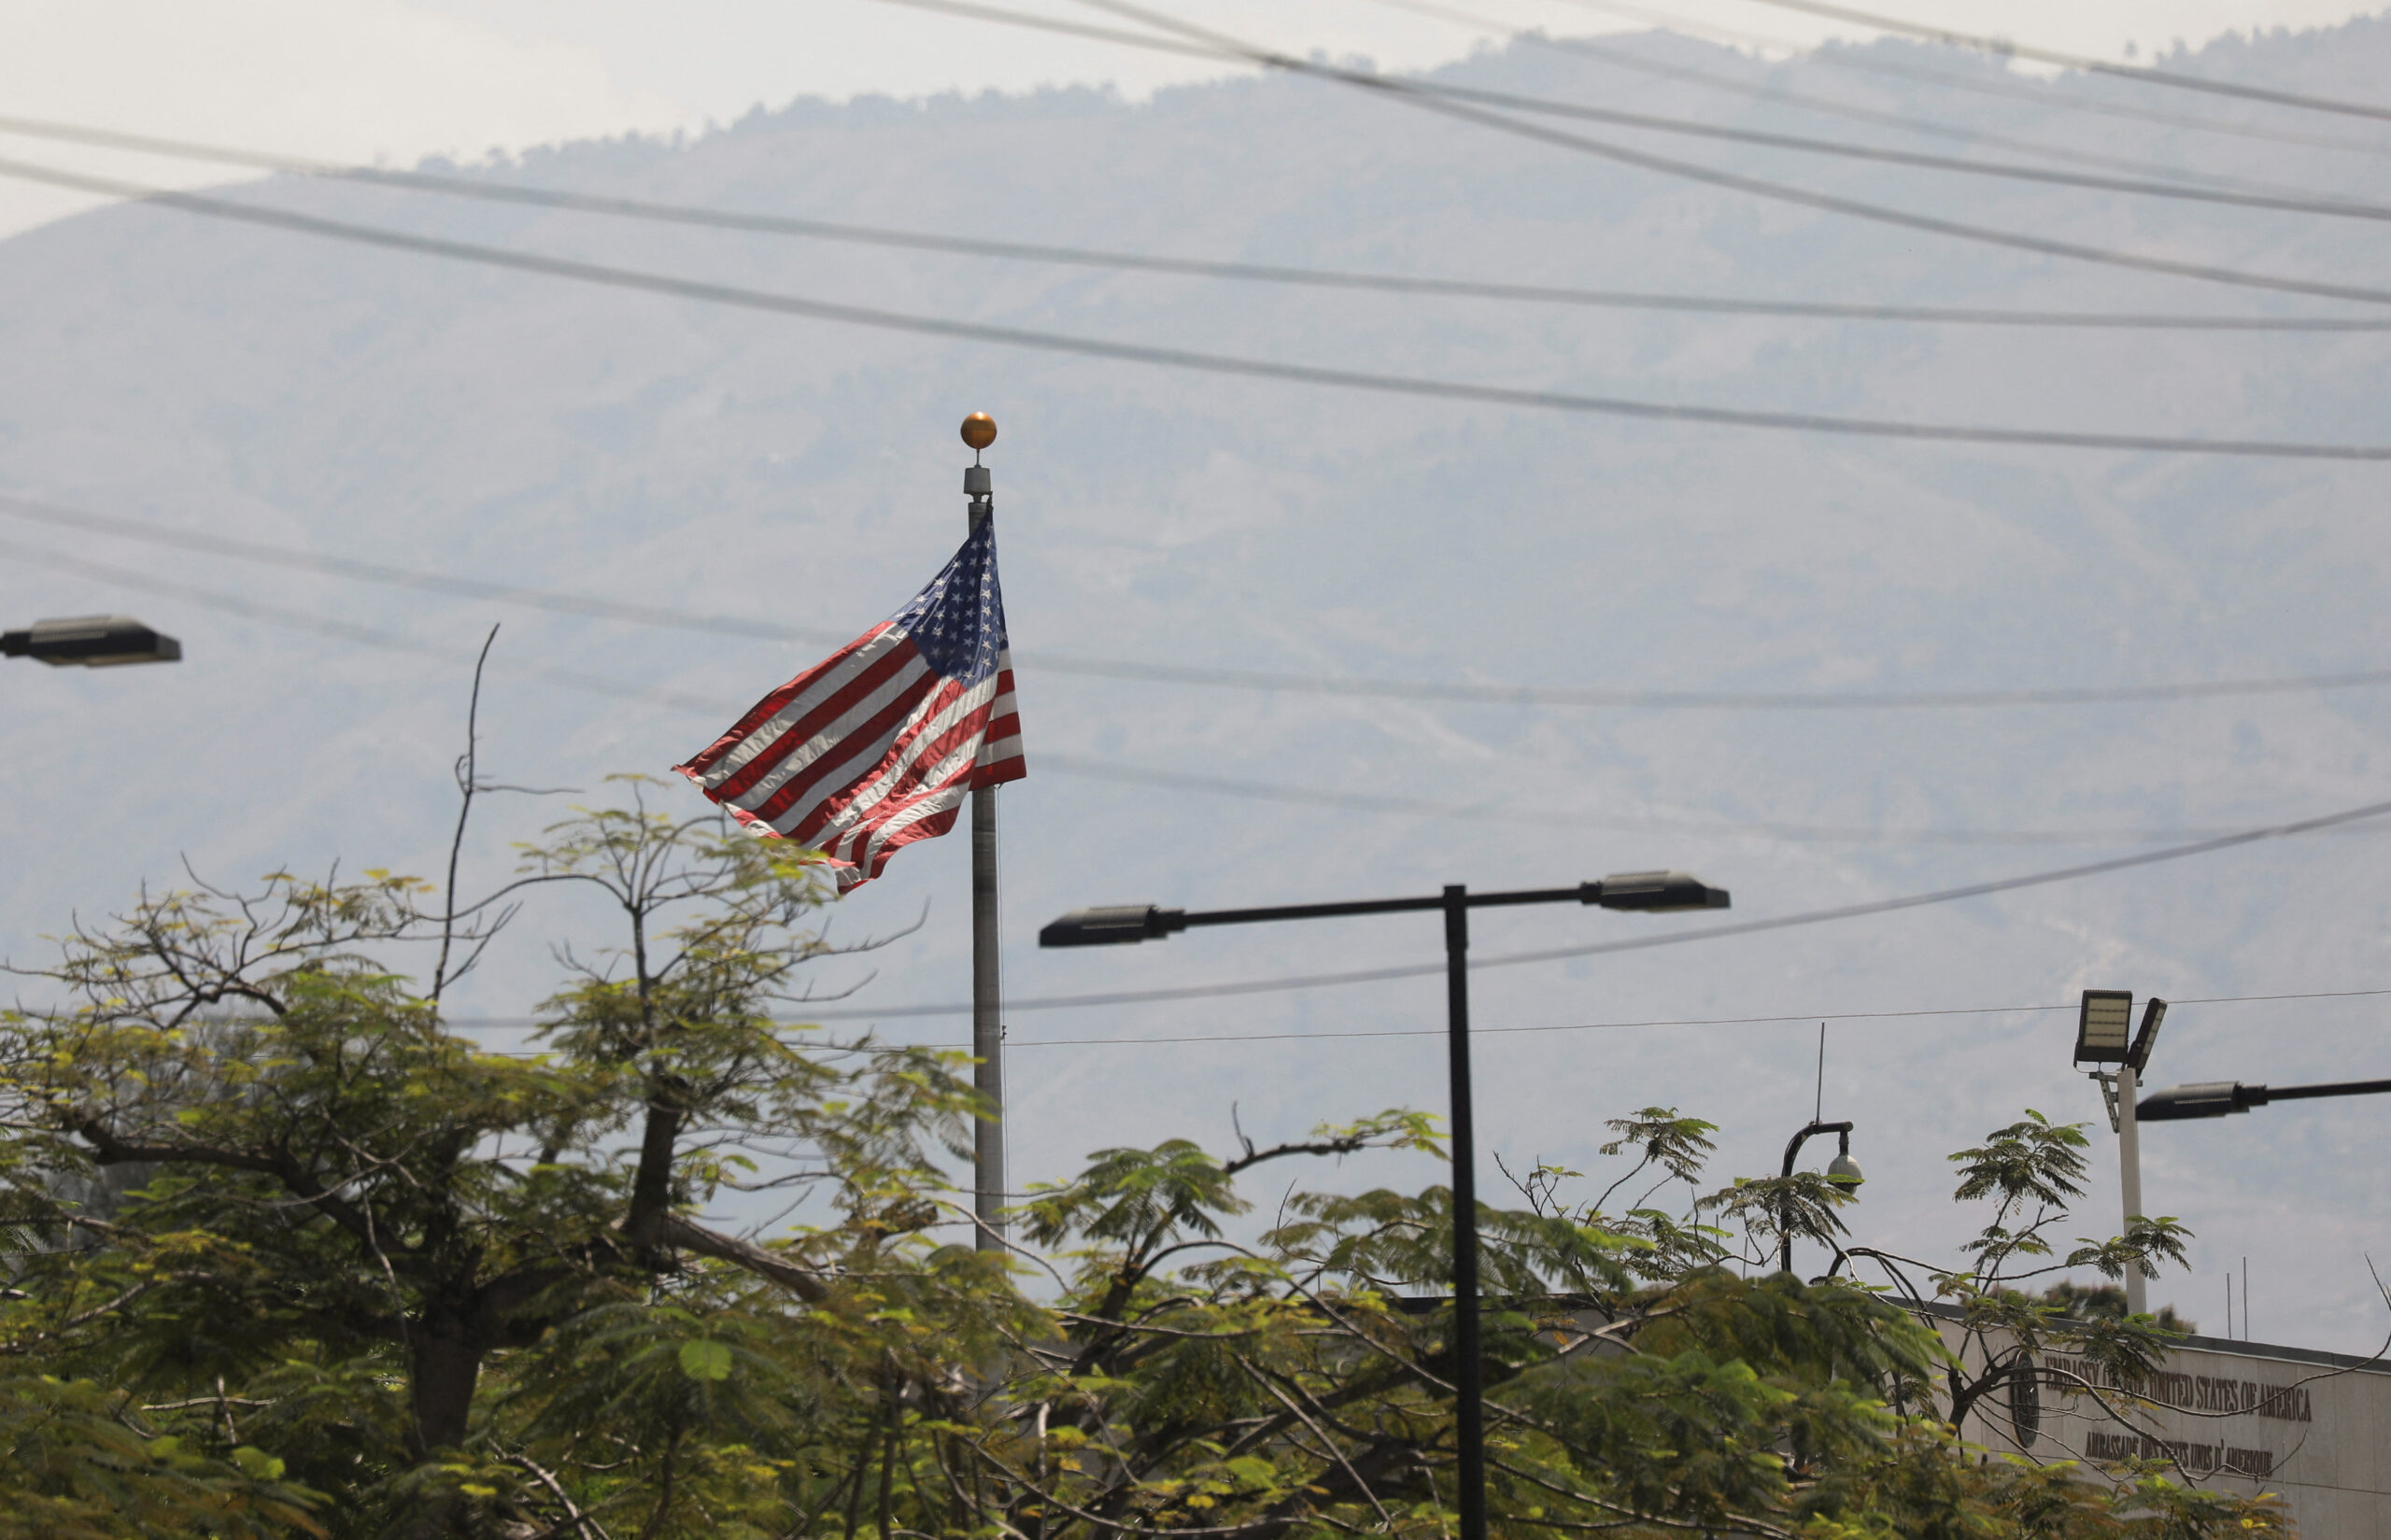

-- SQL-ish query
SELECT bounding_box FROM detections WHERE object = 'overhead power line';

[1047,0,2391,310]
[13,493,2391,711]
[1323,72,2391,223]
[1732,0,2391,125]
[46,87,2391,230]
[18,511,2373,1020]
[1371,0,2387,202]
[1548,0,2391,159]
[14,529,2386,855]
[899,0,2391,308]
[1083,0,2391,222]
[1016,1,2391,223]
[775,795,2391,1017]
[0,495,845,648]
[448,985,2391,1046]
[10,159,2383,460]
[0,533,758,716]
[1039,755,2391,846]
[5,114,2384,334]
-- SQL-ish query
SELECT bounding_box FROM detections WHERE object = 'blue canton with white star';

[887,517,1010,686]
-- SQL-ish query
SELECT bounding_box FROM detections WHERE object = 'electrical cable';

[1014,0,2391,223]
[1014,0,2391,308]
[737,792,2391,1017]
[1548,0,2391,159]
[1037,755,2391,846]
[9,159,2382,459]
[1320,71,2391,224]
[445,985,2391,1044]
[13,491,2391,712]
[1369,0,2382,201]
[0,533,757,715]
[1730,0,2391,125]
[8,111,2385,332]
[14,530,2385,854]
[10,527,2370,1018]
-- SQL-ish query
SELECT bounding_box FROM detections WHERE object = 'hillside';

[2,16,2388,1347]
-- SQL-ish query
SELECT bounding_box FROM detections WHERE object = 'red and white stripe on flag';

[674,522,1024,890]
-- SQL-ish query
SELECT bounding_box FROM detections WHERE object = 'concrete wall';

[1930,1315,2391,1537]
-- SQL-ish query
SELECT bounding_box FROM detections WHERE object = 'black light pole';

[3,615,181,667]
[1041,869,1731,1540]
[2137,1076,2391,1121]
[1776,1120,1860,1276]
[1440,884,1481,1537]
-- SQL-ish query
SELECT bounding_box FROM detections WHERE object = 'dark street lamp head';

[1040,905,1189,947]
[1587,871,1730,911]
[3,615,181,667]
[2136,1081,2257,1121]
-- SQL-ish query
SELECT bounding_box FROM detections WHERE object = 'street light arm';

[2266,1075,2391,1103]
[2137,1074,2391,1120]
[1781,1120,1855,1180]
[1038,873,1731,947]
[1779,1121,1855,1276]
[1178,877,1733,925]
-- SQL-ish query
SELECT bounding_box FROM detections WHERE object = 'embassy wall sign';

[1926,1311,2391,1537]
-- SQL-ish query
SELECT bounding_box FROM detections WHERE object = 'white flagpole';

[962,413,1005,1250]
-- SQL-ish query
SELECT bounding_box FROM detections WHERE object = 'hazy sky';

[2,0,2385,236]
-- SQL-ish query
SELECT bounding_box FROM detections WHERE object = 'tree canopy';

[0,784,2285,1538]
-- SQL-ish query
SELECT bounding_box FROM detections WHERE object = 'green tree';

[0,784,2285,1538]
[1845,1112,2203,1447]
[1,780,988,1535]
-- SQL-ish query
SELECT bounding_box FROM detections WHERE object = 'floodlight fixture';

[2127,996,2167,1074]
[2,615,181,667]
[2073,989,2133,1065]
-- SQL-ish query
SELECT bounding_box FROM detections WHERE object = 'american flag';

[673,518,1024,889]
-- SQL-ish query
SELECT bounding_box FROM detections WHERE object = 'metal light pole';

[2115,1060,2145,1314]
[2073,990,2166,1315]
[1776,1119,1860,1277]
[1041,869,1731,1540]
[4,615,180,666]
[962,412,1006,1251]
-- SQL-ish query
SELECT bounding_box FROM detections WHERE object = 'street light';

[2138,1076,2391,1121]
[1041,869,1731,1540]
[2072,990,2167,1313]
[3,615,181,667]
[1777,1119,1861,1277]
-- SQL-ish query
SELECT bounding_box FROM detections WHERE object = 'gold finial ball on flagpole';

[960,413,997,451]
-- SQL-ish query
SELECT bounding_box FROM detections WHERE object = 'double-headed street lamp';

[3,615,181,667]
[1042,869,1731,1540]
[2072,989,2167,1313]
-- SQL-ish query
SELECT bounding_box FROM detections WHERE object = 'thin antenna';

[1815,1023,1827,1123]
[2243,1256,2250,1340]
[2227,1271,2233,1339]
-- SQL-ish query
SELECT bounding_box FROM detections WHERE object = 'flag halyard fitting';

[673,518,1025,890]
